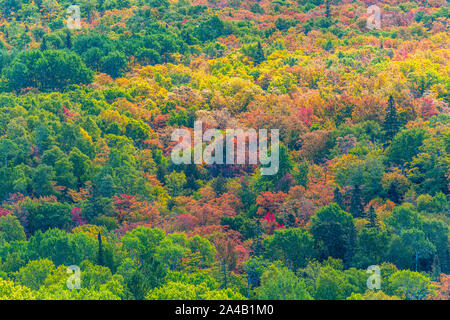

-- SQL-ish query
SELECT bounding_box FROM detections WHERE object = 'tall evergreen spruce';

[350,185,364,218]
[431,255,441,281]
[334,187,344,209]
[212,173,227,195]
[384,96,400,142]
[254,42,265,65]
[40,37,47,51]
[387,182,401,204]
[366,205,378,229]
[97,232,104,266]
[325,0,330,18]
[65,31,72,49]
[252,219,263,256]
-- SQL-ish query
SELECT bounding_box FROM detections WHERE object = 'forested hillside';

[0,0,448,300]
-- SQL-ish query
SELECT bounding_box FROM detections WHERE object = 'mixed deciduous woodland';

[0,0,448,300]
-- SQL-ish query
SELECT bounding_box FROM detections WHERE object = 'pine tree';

[431,255,441,281]
[387,182,401,204]
[98,0,105,11]
[96,174,115,198]
[252,219,263,256]
[384,96,400,142]
[65,31,72,49]
[350,185,364,218]
[366,205,378,229]
[40,37,47,51]
[334,187,344,209]
[212,174,227,195]
[254,42,265,65]
[97,231,104,266]
[325,0,330,18]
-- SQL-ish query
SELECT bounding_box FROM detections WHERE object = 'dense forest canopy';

[0,0,448,300]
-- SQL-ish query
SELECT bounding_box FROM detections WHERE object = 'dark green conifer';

[384,96,400,142]
[334,187,344,209]
[366,205,378,229]
[65,31,72,49]
[98,231,104,266]
[40,37,47,51]
[254,42,265,65]
[350,185,364,218]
